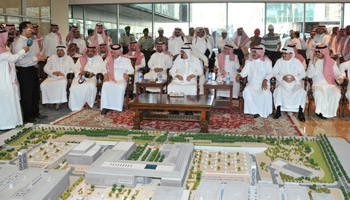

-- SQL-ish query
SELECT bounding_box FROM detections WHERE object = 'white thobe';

[168,57,203,95]
[284,38,302,50]
[306,38,315,60]
[144,52,172,92]
[339,61,350,108]
[217,38,234,52]
[186,35,194,43]
[234,36,251,49]
[215,55,240,98]
[44,32,63,57]
[40,55,75,104]
[312,33,331,48]
[68,38,86,54]
[192,37,213,57]
[128,52,146,93]
[207,36,215,50]
[273,58,307,112]
[0,50,25,129]
[306,60,342,118]
[101,57,134,111]
[336,37,344,56]
[341,36,350,61]
[240,57,273,118]
[69,55,106,111]
[168,36,188,57]
[87,34,110,47]
[192,51,209,95]
[329,36,338,56]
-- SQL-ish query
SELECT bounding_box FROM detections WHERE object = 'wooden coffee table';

[203,81,233,114]
[136,80,168,96]
[128,94,214,133]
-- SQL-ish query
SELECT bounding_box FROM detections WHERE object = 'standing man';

[155,27,168,50]
[65,25,78,46]
[233,27,251,65]
[0,29,29,129]
[312,25,331,48]
[168,27,187,60]
[217,30,233,53]
[236,46,273,118]
[138,28,154,66]
[250,28,262,49]
[120,26,135,54]
[339,25,350,62]
[295,31,306,50]
[32,24,44,54]
[43,23,63,57]
[68,29,86,54]
[187,27,195,43]
[261,24,281,65]
[306,30,316,61]
[13,21,47,123]
[284,31,302,49]
[88,23,110,51]
[85,29,94,45]
[5,23,17,51]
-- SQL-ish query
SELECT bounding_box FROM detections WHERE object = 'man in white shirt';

[312,25,331,48]
[306,30,316,61]
[40,46,75,110]
[168,46,203,95]
[306,44,343,119]
[87,23,110,50]
[67,29,86,54]
[215,44,240,98]
[144,42,172,92]
[101,44,134,114]
[168,28,188,60]
[13,21,47,123]
[284,31,302,49]
[69,44,106,111]
[272,47,307,122]
[236,46,273,118]
[43,23,63,57]
[217,30,233,53]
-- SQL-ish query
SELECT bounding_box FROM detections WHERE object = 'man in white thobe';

[0,29,28,129]
[312,25,331,48]
[284,31,302,50]
[125,41,146,92]
[43,23,63,57]
[306,45,344,119]
[168,46,203,95]
[67,29,86,54]
[192,27,213,60]
[236,46,273,118]
[168,28,188,60]
[32,24,44,54]
[339,61,350,110]
[272,47,307,122]
[204,28,215,50]
[339,25,350,62]
[306,30,316,61]
[215,44,240,98]
[88,23,110,50]
[144,42,172,92]
[99,43,109,61]
[67,43,82,59]
[101,44,134,114]
[69,44,106,111]
[233,27,251,65]
[40,46,75,110]
[217,29,233,53]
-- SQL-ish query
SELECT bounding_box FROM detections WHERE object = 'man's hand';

[88,72,95,79]
[176,75,183,81]
[173,55,179,60]
[79,70,87,75]
[23,46,30,52]
[338,77,344,85]
[213,66,218,72]
[123,73,129,81]
[103,73,109,82]
[203,66,208,72]
[36,53,47,61]
[154,68,163,72]
[235,74,241,82]
[283,75,295,83]
[53,71,60,76]
[186,74,195,81]
[262,79,268,90]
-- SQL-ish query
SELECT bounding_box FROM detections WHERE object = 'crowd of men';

[1,21,350,130]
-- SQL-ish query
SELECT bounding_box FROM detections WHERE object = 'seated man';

[126,40,146,92]
[41,46,75,110]
[339,61,350,109]
[306,44,343,119]
[101,44,134,114]
[67,29,86,54]
[236,46,273,118]
[144,42,172,92]
[67,43,81,58]
[168,46,203,95]
[272,47,307,122]
[99,43,109,60]
[215,44,240,98]
[69,44,106,111]
[287,44,307,69]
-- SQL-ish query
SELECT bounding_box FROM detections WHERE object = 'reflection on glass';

[119,4,152,41]
[345,4,350,27]
[26,0,50,18]
[154,3,189,37]
[228,3,265,39]
[190,3,226,48]
[0,0,22,15]
[305,3,342,33]
[28,18,51,36]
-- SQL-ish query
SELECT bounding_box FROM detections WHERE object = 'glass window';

[26,0,50,18]
[119,4,152,42]
[0,16,22,25]
[84,5,117,44]
[154,3,189,38]
[345,3,350,27]
[228,3,265,40]
[305,3,343,33]
[0,0,22,15]
[28,18,51,36]
[190,3,226,48]
[266,3,304,46]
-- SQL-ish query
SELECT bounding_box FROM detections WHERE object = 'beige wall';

[69,0,349,4]
[52,0,69,42]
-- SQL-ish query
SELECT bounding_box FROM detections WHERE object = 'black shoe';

[36,114,48,119]
[317,113,327,120]
[24,118,38,123]
[253,114,260,118]
[169,111,179,115]
[273,106,281,119]
[298,112,306,122]
[101,109,108,115]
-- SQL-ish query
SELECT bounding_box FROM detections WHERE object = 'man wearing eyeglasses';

[306,44,344,119]
[13,21,47,123]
